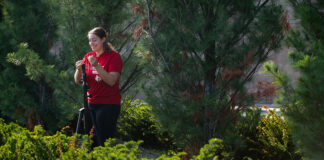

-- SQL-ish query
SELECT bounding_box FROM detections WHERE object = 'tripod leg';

[84,109,92,134]
[76,108,85,134]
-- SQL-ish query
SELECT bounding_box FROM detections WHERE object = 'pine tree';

[264,0,324,159]
[0,0,61,131]
[137,0,285,151]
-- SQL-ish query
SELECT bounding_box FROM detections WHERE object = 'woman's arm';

[74,69,82,84]
[94,65,120,86]
[88,56,120,86]
[74,60,83,84]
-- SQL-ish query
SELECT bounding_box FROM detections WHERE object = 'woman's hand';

[88,56,99,67]
[74,60,83,84]
[75,60,83,70]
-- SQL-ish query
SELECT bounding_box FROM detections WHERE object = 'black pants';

[85,103,121,147]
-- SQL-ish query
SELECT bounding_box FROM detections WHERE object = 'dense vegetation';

[264,0,324,159]
[0,0,323,159]
[0,105,301,159]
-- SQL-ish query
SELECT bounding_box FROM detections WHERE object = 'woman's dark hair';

[88,27,115,52]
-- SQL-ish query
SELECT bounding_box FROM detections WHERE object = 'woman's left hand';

[88,56,99,67]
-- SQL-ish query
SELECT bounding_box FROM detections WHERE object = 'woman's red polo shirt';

[82,51,122,105]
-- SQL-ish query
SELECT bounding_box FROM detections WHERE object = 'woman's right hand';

[75,60,83,71]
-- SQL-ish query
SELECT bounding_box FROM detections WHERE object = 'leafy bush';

[0,118,75,159]
[234,107,303,160]
[117,98,174,150]
[0,118,144,159]
[194,138,232,160]
[0,112,304,160]
[61,139,142,160]
[0,117,186,159]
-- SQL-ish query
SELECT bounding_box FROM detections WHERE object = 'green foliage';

[0,114,304,159]
[0,118,187,159]
[46,0,144,96]
[0,117,144,160]
[117,97,174,150]
[255,110,301,159]
[0,0,69,132]
[264,0,324,159]
[5,43,79,132]
[0,118,77,159]
[61,139,142,160]
[0,0,144,133]
[138,0,285,150]
[234,108,302,160]
[194,138,232,160]
[0,0,56,58]
[233,107,261,159]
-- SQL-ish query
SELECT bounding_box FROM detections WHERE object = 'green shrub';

[194,138,232,160]
[255,109,302,160]
[234,107,303,160]
[0,118,75,159]
[0,118,145,159]
[233,107,262,159]
[0,107,304,160]
[61,139,142,160]
[0,118,187,159]
[117,98,174,150]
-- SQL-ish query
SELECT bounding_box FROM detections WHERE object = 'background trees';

[0,0,59,131]
[265,0,324,159]
[47,0,144,96]
[136,0,285,151]
[0,0,144,132]
[1,0,323,158]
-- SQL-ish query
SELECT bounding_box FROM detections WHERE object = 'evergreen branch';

[180,0,194,19]
[226,0,271,48]
[122,79,138,95]
[178,33,204,67]
[117,35,131,53]
[226,46,271,109]
[62,89,81,106]
[120,64,142,93]
[235,2,268,44]
[214,0,272,84]
[123,39,139,65]
[113,19,137,45]
[121,19,137,34]
[112,1,124,11]
[121,72,143,95]
[145,0,171,72]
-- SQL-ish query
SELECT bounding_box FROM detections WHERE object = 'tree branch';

[145,0,171,72]
[120,64,142,92]
[122,39,139,65]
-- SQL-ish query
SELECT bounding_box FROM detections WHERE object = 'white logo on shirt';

[91,65,104,74]
[95,75,102,82]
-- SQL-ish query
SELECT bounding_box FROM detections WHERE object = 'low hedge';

[0,118,227,159]
[0,104,304,159]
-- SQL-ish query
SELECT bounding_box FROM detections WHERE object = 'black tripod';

[76,64,103,146]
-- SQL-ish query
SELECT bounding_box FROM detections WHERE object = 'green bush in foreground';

[0,117,231,159]
[234,107,303,160]
[0,118,73,159]
[0,107,303,159]
[117,98,174,150]
[194,138,232,160]
[0,117,140,160]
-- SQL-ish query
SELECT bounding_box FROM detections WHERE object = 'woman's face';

[88,33,105,52]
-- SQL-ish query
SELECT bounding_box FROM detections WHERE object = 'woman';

[74,27,122,147]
